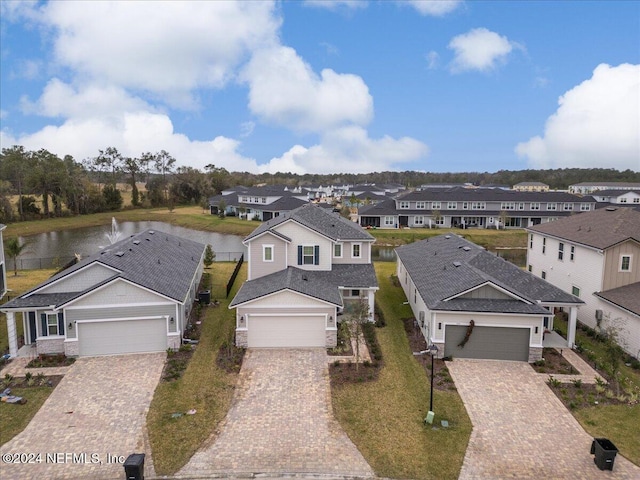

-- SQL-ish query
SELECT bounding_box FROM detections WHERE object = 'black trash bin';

[198,290,211,305]
[123,453,145,480]
[592,438,618,471]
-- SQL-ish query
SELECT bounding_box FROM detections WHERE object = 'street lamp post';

[429,344,439,412]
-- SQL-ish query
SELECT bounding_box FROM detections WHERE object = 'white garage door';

[79,318,167,356]
[247,315,326,348]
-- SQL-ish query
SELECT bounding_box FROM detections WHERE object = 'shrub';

[374,301,386,327]
[547,376,561,388]
[572,378,583,389]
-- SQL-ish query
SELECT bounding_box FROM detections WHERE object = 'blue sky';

[1,0,638,174]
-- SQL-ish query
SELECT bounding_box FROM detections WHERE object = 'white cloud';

[426,51,440,69]
[516,63,640,171]
[304,1,367,11]
[34,1,281,107]
[239,121,255,138]
[242,46,374,132]
[406,0,462,16]
[448,28,514,73]
[265,126,429,174]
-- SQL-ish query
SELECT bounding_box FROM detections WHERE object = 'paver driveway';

[0,353,164,480]
[179,348,373,478]
[447,359,640,480]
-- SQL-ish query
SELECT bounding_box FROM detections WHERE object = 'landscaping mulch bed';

[402,317,457,392]
[216,341,246,373]
[26,354,75,368]
[327,323,354,356]
[546,378,628,410]
[330,323,383,386]
[2,374,63,390]
[162,346,195,382]
[531,348,579,375]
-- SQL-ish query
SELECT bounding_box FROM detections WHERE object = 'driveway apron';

[179,348,373,478]
[447,359,640,480]
[0,353,165,480]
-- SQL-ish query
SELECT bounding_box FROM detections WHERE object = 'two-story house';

[358,187,596,229]
[513,182,550,192]
[527,207,640,358]
[569,182,640,195]
[230,204,378,348]
[590,189,640,206]
[209,185,310,221]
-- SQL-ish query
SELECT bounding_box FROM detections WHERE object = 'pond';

[12,221,246,270]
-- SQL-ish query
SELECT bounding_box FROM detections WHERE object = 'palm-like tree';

[5,238,28,276]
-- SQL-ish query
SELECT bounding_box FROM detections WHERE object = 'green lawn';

[370,226,526,248]
[0,387,53,446]
[146,262,246,475]
[554,317,640,465]
[331,262,472,480]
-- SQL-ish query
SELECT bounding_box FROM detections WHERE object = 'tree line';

[1,144,638,224]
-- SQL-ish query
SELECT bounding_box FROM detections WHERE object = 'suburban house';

[1,230,205,358]
[590,189,640,206]
[209,185,310,221]
[229,203,378,348]
[569,182,640,195]
[358,187,596,229]
[396,234,583,362]
[513,182,550,192]
[0,224,6,300]
[527,207,640,358]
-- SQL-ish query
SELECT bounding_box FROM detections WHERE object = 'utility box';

[198,290,211,305]
[123,453,145,480]
[591,438,618,471]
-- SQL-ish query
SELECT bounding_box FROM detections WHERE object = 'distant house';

[230,204,378,348]
[1,230,205,357]
[527,207,640,358]
[513,182,549,192]
[209,185,310,221]
[358,187,595,229]
[0,224,6,300]
[396,235,582,362]
[569,182,640,195]
[590,189,640,206]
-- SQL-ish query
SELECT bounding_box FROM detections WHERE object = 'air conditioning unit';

[595,310,603,321]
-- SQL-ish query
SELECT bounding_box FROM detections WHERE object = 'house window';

[432,201,441,209]
[383,216,395,226]
[413,288,417,303]
[530,202,540,210]
[352,243,361,258]
[416,201,426,209]
[447,202,457,209]
[399,201,410,209]
[302,246,315,264]
[471,202,485,210]
[47,313,59,336]
[563,203,573,211]
[462,202,468,209]
[529,234,533,249]
[241,196,248,203]
[334,243,343,258]
[542,238,546,254]
[619,197,628,203]
[261,197,267,204]
[414,216,424,226]
[298,245,319,265]
[620,255,632,272]
[528,265,532,272]
[570,246,575,261]
[518,202,525,210]
[633,198,640,204]
[501,202,515,210]
[351,289,360,297]
[558,242,564,260]
[263,245,274,262]
[572,286,580,297]
[580,203,591,211]
[434,216,445,226]
[547,203,557,211]
[541,271,547,280]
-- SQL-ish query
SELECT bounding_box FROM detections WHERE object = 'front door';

[28,312,37,344]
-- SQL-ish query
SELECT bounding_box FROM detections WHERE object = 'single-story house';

[396,234,583,362]
[1,229,205,357]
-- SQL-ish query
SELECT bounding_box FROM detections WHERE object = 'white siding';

[275,221,332,271]
[67,279,172,307]
[595,300,640,358]
[247,234,288,280]
[332,241,372,264]
[240,290,331,307]
[37,263,118,294]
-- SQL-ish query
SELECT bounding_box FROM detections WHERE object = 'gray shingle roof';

[245,203,374,242]
[229,264,377,307]
[395,234,581,313]
[397,187,589,203]
[2,230,205,309]
[527,207,640,249]
[595,282,640,316]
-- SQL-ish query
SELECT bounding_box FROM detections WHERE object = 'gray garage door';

[247,316,326,348]
[445,325,530,361]
[79,318,167,356]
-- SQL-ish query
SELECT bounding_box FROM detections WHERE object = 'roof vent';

[115,251,125,257]
[133,240,140,245]
[149,230,155,234]
[453,261,461,267]
[445,235,451,239]
[463,247,471,251]
[605,207,617,211]
[302,275,308,281]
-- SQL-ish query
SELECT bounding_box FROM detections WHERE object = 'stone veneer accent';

[167,335,180,350]
[528,346,543,363]
[236,329,248,348]
[325,329,337,348]
[64,340,79,357]
[37,337,65,355]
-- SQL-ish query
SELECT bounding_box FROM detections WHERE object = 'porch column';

[368,290,375,321]
[6,311,18,357]
[567,306,577,348]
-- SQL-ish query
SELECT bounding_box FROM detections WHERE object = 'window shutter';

[58,312,65,336]
[40,313,47,337]
[297,245,303,265]
[314,245,320,265]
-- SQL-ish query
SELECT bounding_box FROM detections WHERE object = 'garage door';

[79,318,167,356]
[445,325,530,361]
[247,316,326,348]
